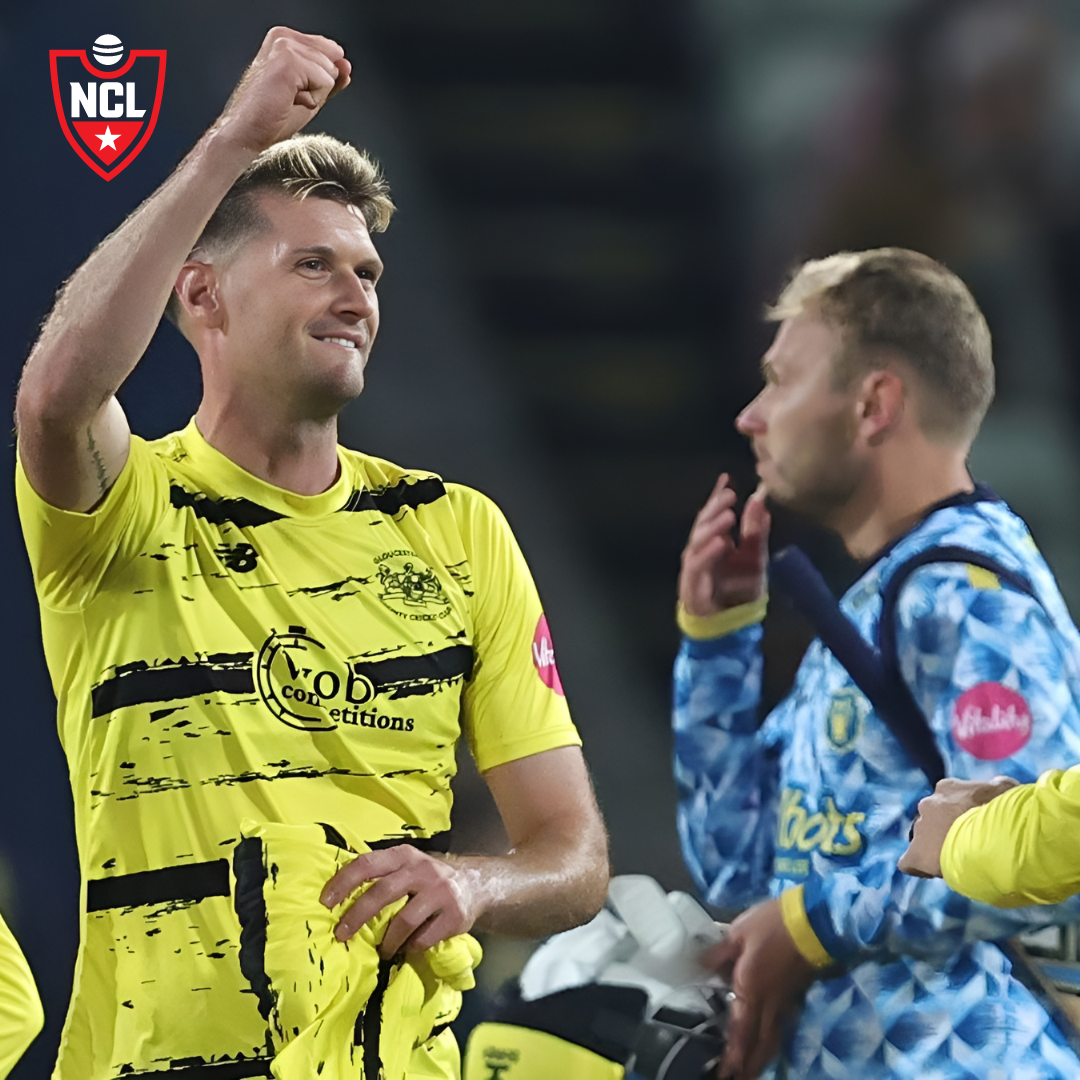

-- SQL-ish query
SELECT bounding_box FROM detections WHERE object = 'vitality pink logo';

[532,615,564,696]
[951,682,1032,760]
[50,34,166,181]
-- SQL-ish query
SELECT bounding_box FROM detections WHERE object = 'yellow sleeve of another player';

[941,767,1080,907]
[446,485,581,774]
[0,911,43,1079]
[15,435,170,611]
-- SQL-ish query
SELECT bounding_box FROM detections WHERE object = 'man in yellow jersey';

[14,26,608,1080]
[901,771,1080,907]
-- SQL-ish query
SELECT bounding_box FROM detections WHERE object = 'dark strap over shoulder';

[770,544,1038,788]
[877,545,1038,671]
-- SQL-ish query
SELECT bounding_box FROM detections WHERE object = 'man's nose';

[334,274,377,321]
[736,393,766,436]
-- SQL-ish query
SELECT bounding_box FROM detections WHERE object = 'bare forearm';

[326,746,610,955]
[450,816,609,938]
[19,130,254,427]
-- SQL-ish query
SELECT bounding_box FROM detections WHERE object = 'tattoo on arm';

[86,425,109,495]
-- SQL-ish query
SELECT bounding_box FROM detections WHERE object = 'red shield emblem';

[49,40,166,181]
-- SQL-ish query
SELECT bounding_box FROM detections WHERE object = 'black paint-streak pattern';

[200,765,377,787]
[232,838,274,1022]
[445,560,474,597]
[92,654,255,717]
[88,859,230,912]
[338,477,446,516]
[115,776,192,799]
[170,485,285,529]
[109,1056,272,1077]
[286,575,372,600]
[350,643,474,699]
[360,958,396,1080]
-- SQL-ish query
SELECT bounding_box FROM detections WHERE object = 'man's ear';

[174,261,224,331]
[856,368,906,447]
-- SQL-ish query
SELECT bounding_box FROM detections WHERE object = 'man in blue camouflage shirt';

[674,248,1080,1080]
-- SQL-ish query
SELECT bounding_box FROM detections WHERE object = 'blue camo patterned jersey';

[674,492,1080,1079]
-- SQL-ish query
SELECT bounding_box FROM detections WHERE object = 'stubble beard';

[765,415,863,527]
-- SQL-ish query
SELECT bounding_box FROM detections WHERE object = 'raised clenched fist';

[214,27,351,154]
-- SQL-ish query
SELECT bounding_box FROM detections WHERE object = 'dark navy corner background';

[2,4,208,1074]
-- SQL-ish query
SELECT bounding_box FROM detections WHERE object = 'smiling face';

[736,306,866,521]
[211,191,383,417]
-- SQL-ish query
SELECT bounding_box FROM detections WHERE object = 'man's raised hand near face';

[678,475,771,619]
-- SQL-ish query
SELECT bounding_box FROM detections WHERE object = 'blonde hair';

[769,248,994,443]
[165,134,394,324]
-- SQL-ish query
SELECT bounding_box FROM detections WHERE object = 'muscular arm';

[15,27,350,511]
[322,745,609,955]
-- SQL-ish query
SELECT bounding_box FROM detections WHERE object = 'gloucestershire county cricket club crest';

[50,34,166,181]
[374,550,452,621]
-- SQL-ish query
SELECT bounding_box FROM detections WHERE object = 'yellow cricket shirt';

[16,420,580,1080]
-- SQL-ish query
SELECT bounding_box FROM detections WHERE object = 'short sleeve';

[15,435,170,611]
[448,485,581,773]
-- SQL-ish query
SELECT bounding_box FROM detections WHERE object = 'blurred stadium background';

[4,0,1080,1073]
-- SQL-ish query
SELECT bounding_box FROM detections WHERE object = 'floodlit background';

[3,0,1080,1073]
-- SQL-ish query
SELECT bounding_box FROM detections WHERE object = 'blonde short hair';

[165,133,394,324]
[769,248,994,443]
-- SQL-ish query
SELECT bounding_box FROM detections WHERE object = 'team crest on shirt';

[825,687,869,752]
[374,550,451,621]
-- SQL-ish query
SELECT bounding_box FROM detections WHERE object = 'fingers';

[897,821,938,878]
[702,934,740,979]
[740,997,786,1080]
[378,894,445,957]
[684,476,738,557]
[320,847,400,907]
[222,27,351,150]
[694,474,736,528]
[740,484,771,551]
[281,39,341,111]
[718,993,753,1079]
[681,474,770,618]
[262,26,345,66]
[321,846,471,953]
[328,57,352,100]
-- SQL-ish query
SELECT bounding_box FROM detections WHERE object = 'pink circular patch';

[532,614,564,696]
[951,682,1032,760]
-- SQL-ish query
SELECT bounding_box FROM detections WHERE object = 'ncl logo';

[50,34,166,180]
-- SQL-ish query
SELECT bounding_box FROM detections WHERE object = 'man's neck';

[193,400,342,496]
[829,445,975,561]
